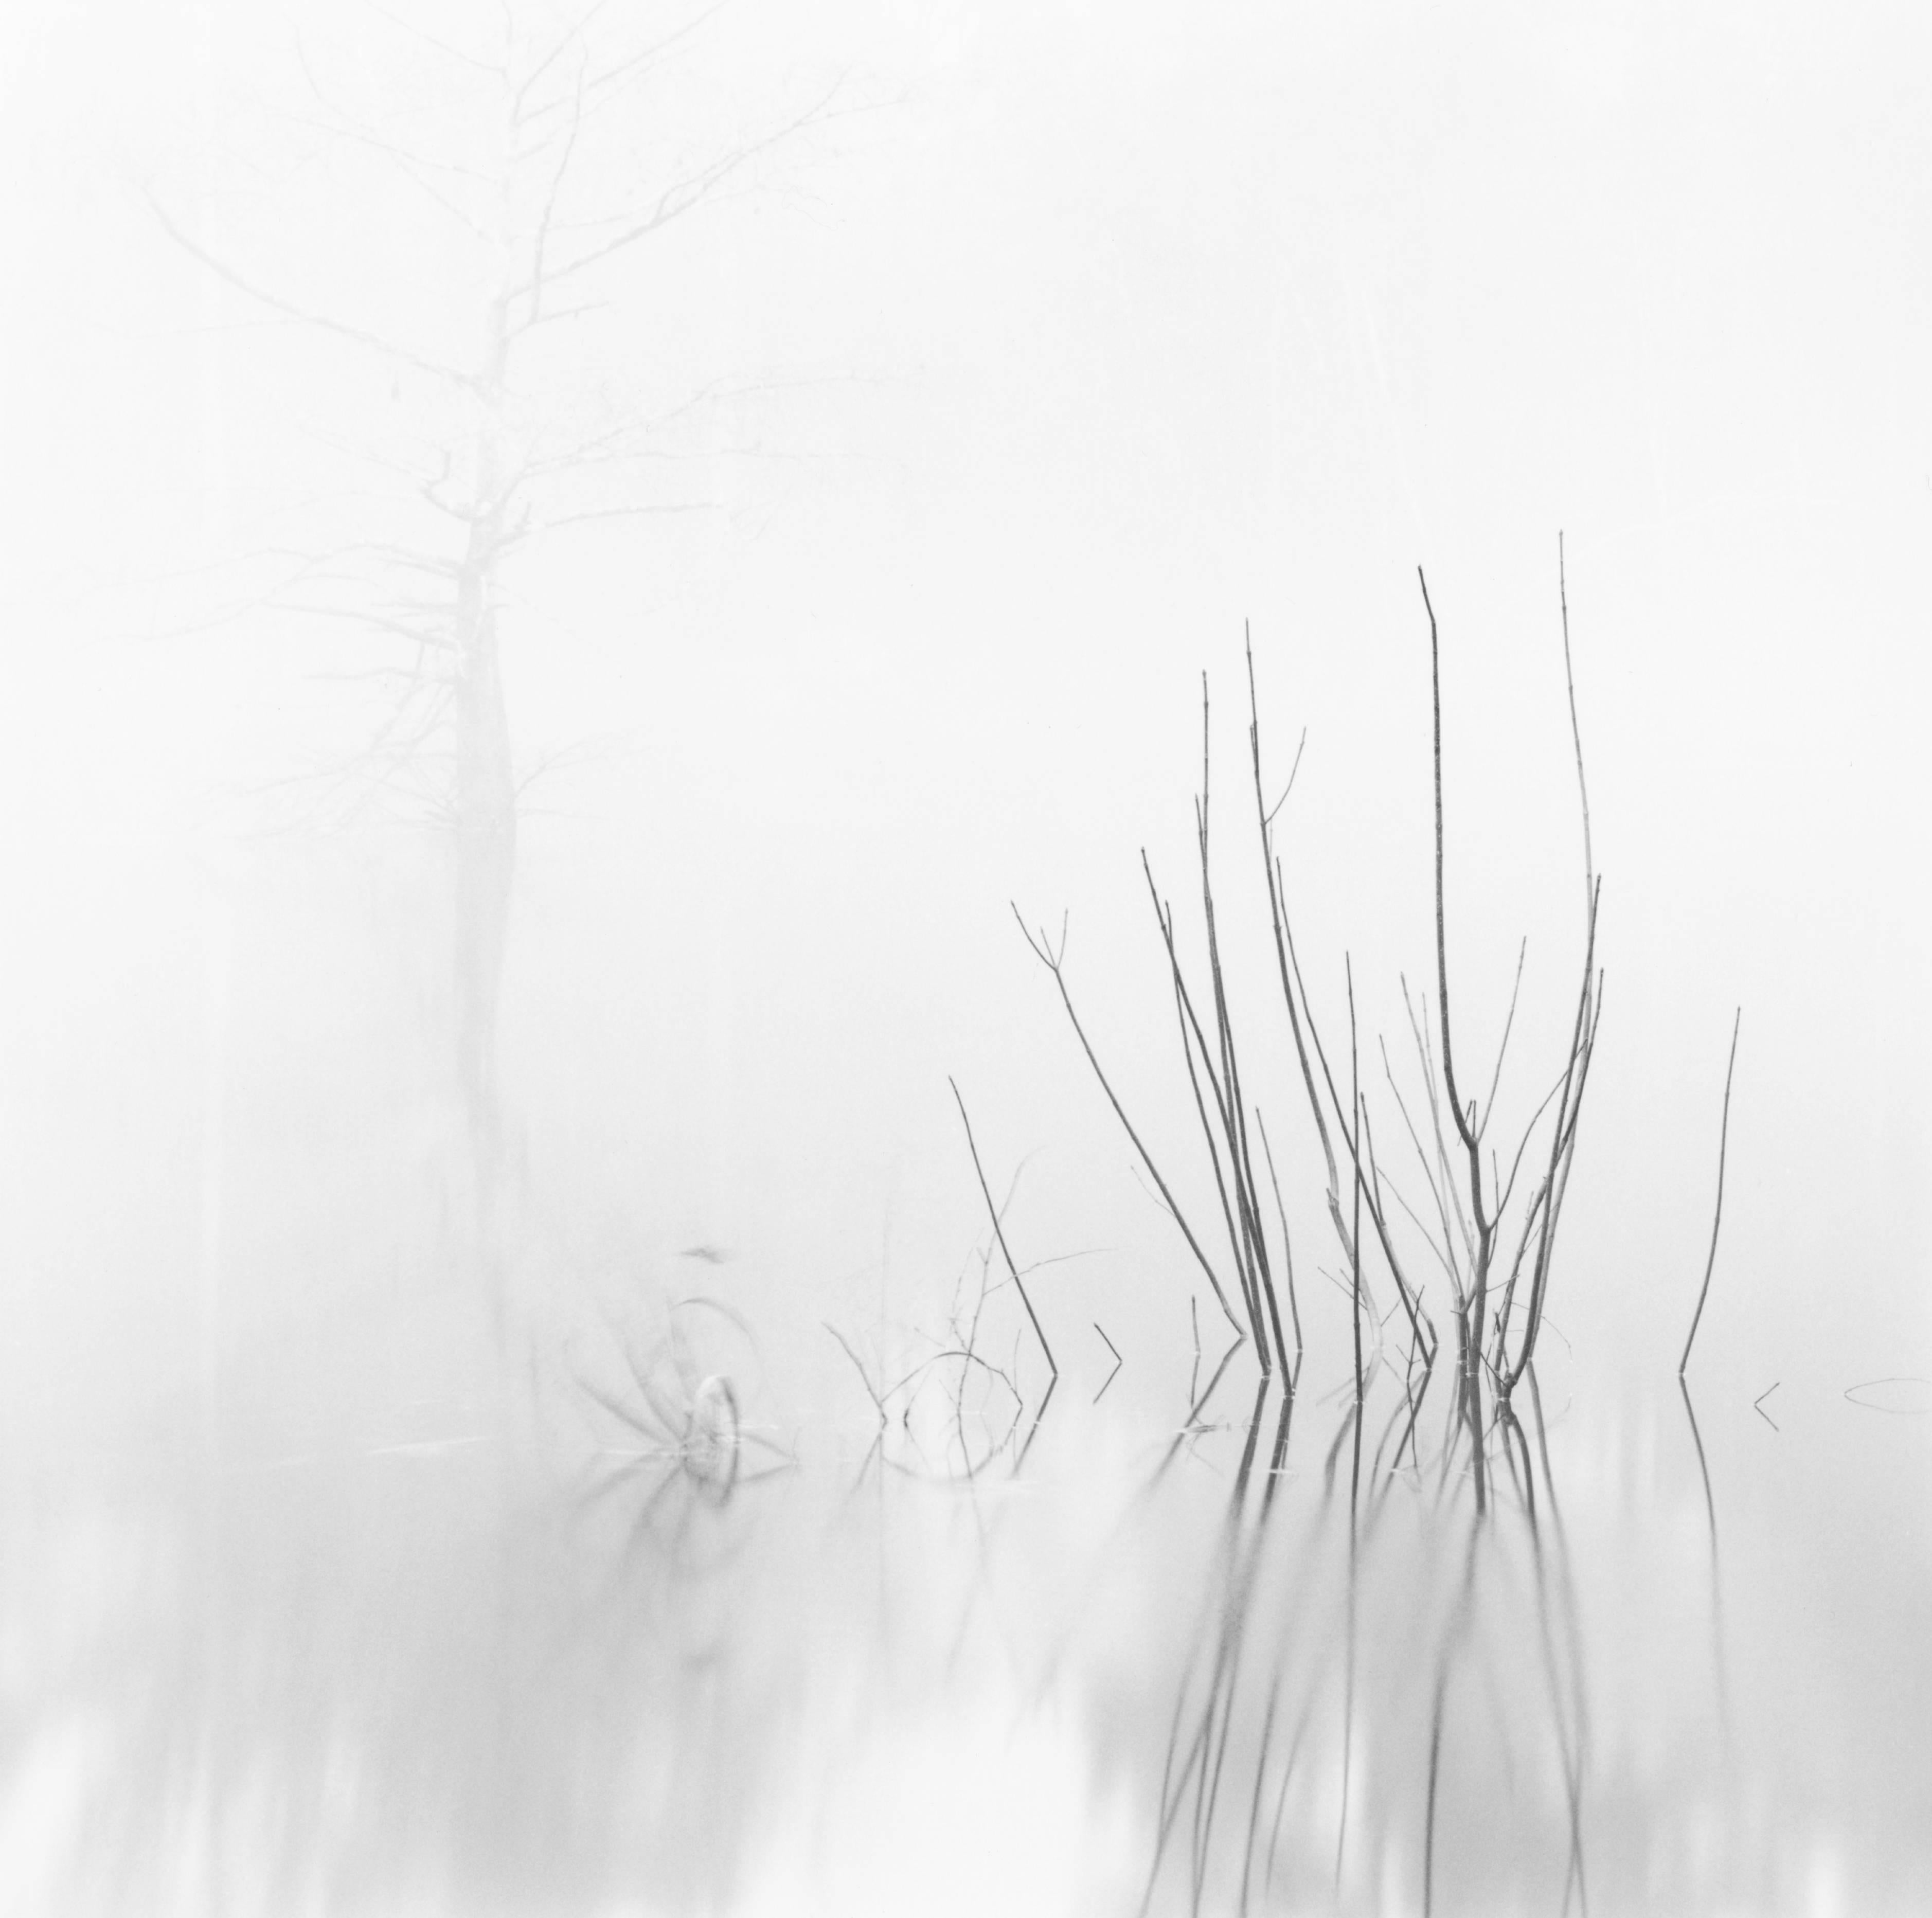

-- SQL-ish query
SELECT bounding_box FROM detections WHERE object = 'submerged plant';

[570,1294,786,1500]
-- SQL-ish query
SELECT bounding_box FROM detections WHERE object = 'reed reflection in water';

[1,1338,1925,1915]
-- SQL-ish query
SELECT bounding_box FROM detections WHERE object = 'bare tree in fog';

[149,3,845,1300]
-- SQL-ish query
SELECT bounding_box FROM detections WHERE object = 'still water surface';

[4,1310,1926,1917]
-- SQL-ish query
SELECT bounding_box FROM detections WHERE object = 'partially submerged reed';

[1679,1007,1743,1376]
[1019,547,1606,1415]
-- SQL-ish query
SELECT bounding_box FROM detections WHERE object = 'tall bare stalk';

[1347,957,1365,1403]
[1498,536,1604,1390]
[1246,641,1437,1367]
[1678,1009,1743,1375]
[1256,1114,1303,1379]
[1418,568,1499,1379]
[1136,686,1295,1374]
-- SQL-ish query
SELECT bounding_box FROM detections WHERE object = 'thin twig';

[1191,691,1292,1375]
[1558,532,1596,914]
[1348,955,1365,1404]
[1380,1028,1465,1305]
[1503,886,1604,1392]
[823,1322,886,1426]
[1281,915,1436,1363]
[951,1078,1057,1378]
[1419,568,1496,1368]
[1679,1009,1743,1375]
[144,188,475,390]
[1014,908,1247,1338]
[1255,1110,1303,1380]
[1150,869,1262,1346]
[1476,937,1529,1141]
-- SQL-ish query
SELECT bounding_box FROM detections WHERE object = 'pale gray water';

[4,1326,1927,1916]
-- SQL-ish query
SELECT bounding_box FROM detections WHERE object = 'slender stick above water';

[1419,569,1497,1365]
[1679,1009,1743,1376]
[1256,1110,1303,1382]
[1014,907,1247,1340]
[1347,954,1365,1405]
[1558,532,1595,915]
[951,1077,1058,1378]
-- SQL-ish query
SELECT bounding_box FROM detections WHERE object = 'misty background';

[1,0,1927,1451]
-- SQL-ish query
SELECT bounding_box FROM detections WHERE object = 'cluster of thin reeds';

[1017,551,1604,1415]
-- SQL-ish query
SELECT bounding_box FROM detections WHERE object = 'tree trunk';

[448,293,517,1304]
[451,598,516,1293]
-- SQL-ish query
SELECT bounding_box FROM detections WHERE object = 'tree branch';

[144,187,476,390]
